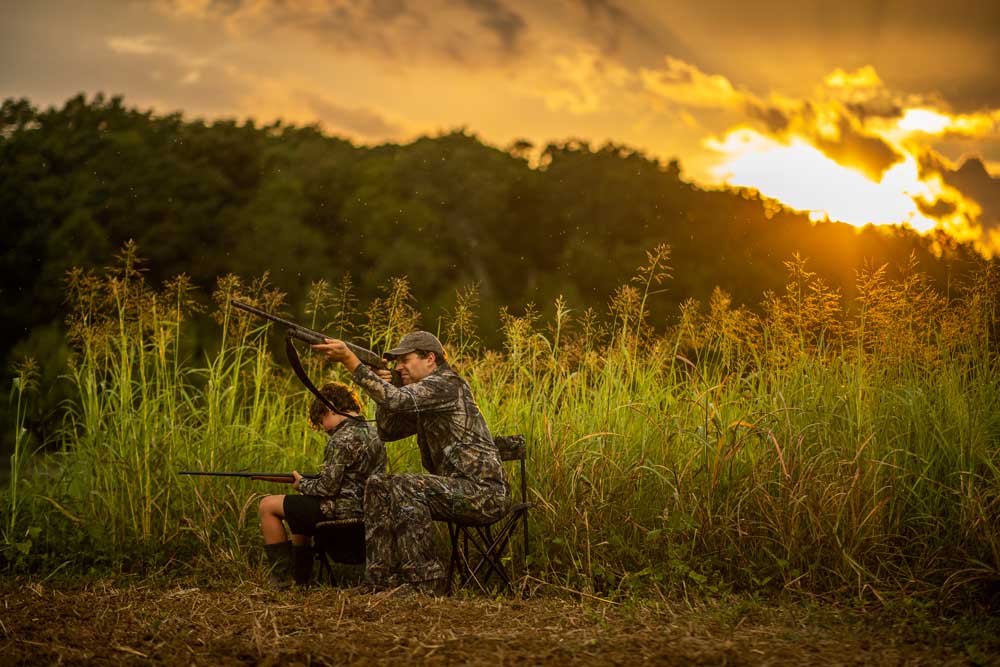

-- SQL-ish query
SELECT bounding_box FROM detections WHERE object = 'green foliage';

[0,358,40,568]
[2,94,998,604]
[480,251,999,602]
[3,244,999,606]
[1,94,986,396]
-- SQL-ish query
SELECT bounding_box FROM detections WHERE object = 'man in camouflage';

[313,331,510,595]
[258,382,386,588]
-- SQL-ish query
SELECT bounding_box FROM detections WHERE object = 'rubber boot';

[264,541,293,590]
[292,544,314,587]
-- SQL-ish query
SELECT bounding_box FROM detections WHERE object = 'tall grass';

[3,242,998,604]
[473,248,999,601]
[0,359,39,567]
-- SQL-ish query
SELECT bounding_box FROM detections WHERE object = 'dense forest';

[0,94,990,454]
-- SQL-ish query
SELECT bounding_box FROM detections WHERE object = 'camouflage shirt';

[297,418,386,520]
[352,364,509,492]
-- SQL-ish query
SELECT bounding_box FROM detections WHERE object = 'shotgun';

[230,299,389,368]
[179,471,320,483]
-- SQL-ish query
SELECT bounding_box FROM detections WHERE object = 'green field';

[3,242,998,609]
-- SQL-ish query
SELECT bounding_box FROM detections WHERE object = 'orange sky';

[3,0,999,254]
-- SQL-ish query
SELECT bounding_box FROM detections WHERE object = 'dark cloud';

[303,93,407,140]
[917,150,949,179]
[872,0,1000,112]
[654,0,1000,112]
[919,151,1000,231]
[944,157,1000,230]
[927,134,1000,169]
[580,0,627,22]
[463,0,526,54]
[206,0,244,14]
[746,102,789,133]
[812,116,903,181]
[102,53,250,119]
[0,2,248,118]
[935,79,1000,115]
[578,1,1000,114]
[212,0,527,66]
[276,3,419,62]
[844,100,903,122]
[570,0,694,68]
[915,196,956,219]
[576,0,647,50]
[770,103,904,180]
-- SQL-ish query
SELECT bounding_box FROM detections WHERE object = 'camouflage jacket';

[297,418,386,520]
[352,364,509,492]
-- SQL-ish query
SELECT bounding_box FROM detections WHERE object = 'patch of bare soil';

[1,579,996,666]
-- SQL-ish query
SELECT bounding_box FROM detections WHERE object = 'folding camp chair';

[445,434,531,594]
[312,518,365,586]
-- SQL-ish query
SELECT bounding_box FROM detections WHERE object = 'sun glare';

[706,129,938,231]
[896,108,952,134]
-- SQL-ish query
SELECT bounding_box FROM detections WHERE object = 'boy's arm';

[298,435,355,498]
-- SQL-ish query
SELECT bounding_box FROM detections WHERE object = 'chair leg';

[292,544,314,586]
[462,530,472,586]
[446,522,477,594]
[448,507,530,594]
[463,510,529,589]
[456,525,512,591]
[445,522,460,595]
[470,525,513,587]
[313,543,330,586]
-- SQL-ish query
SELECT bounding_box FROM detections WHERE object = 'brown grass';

[1,578,995,666]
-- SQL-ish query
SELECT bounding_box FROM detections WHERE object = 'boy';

[257,382,386,588]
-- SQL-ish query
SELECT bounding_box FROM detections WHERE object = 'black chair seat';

[313,518,365,584]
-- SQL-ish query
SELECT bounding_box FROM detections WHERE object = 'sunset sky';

[3,0,999,253]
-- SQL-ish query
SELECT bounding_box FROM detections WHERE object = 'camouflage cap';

[384,331,446,359]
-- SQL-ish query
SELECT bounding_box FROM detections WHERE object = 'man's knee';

[365,473,391,500]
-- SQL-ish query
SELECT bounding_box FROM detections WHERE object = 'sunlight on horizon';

[706,128,940,232]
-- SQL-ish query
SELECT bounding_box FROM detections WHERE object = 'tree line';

[0,93,989,454]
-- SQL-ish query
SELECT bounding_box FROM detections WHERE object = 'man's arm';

[311,339,363,372]
[374,403,418,441]
[351,364,458,413]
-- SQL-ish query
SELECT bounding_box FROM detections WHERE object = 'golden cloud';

[538,49,635,114]
[706,65,1000,255]
[823,65,882,89]
[639,57,746,109]
[155,0,211,18]
[107,35,162,56]
[894,107,1000,139]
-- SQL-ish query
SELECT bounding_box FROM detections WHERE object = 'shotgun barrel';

[179,471,320,483]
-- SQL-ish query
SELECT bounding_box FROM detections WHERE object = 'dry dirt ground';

[1,578,997,666]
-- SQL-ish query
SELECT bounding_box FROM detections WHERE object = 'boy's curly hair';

[309,382,363,426]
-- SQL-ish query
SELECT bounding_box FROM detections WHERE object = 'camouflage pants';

[363,473,510,585]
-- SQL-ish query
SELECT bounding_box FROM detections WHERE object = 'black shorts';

[283,495,327,536]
